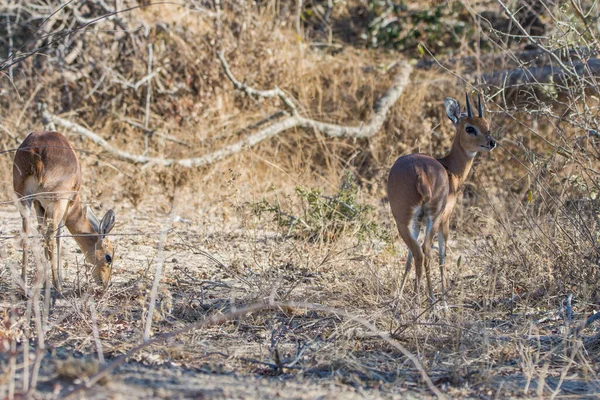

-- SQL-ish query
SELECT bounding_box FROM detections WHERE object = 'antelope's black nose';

[489,139,496,149]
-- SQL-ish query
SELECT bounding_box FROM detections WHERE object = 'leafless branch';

[143,208,176,341]
[219,51,413,138]
[88,298,105,364]
[123,118,191,147]
[43,54,411,167]
[216,51,299,114]
[495,0,581,79]
[143,44,154,155]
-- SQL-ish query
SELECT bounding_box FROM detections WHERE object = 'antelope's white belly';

[23,176,76,209]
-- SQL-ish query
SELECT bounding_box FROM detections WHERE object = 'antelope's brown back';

[13,131,82,195]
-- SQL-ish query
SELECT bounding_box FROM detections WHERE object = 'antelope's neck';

[65,193,98,260]
[437,139,475,193]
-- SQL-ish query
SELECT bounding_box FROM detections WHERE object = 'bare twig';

[144,43,153,155]
[415,47,598,71]
[144,207,176,341]
[495,0,581,80]
[88,298,105,364]
[569,0,600,53]
[219,51,413,138]
[481,59,600,90]
[6,14,14,81]
[296,0,302,40]
[123,118,191,147]
[217,51,299,114]
[112,71,160,92]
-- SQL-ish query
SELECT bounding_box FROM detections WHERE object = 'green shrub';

[253,172,390,243]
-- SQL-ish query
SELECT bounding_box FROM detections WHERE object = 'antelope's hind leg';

[422,215,442,305]
[438,218,450,307]
[396,215,423,300]
[18,200,32,288]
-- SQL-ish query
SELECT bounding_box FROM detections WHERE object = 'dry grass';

[1,0,599,398]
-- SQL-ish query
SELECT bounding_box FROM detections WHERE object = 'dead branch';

[44,109,303,167]
[143,207,176,341]
[495,0,580,79]
[217,51,298,114]
[43,55,412,167]
[564,294,573,326]
[123,118,190,147]
[219,52,413,138]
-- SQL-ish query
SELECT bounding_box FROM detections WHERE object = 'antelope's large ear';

[444,97,461,125]
[87,206,101,233]
[100,209,116,237]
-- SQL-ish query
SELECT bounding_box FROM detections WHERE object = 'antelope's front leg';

[47,201,69,292]
[42,221,60,292]
[438,218,450,306]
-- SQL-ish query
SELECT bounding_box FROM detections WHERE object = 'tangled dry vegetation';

[1,0,599,398]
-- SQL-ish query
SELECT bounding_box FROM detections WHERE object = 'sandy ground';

[0,201,428,399]
[1,199,599,399]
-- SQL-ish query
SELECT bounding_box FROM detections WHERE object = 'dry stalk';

[88,298,104,364]
[144,43,153,156]
[27,223,49,394]
[143,204,177,341]
[7,300,16,400]
[216,51,298,114]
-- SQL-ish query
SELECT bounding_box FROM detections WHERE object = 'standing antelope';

[387,94,496,303]
[13,131,116,292]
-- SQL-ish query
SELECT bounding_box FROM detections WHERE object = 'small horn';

[478,92,483,117]
[465,92,473,118]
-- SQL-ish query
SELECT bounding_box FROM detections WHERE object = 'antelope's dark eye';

[466,126,477,136]
[105,254,113,264]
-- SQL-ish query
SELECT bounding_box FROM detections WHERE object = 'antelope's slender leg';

[396,214,424,299]
[56,222,63,290]
[438,218,450,306]
[33,201,45,232]
[20,203,30,285]
[422,215,441,304]
[45,199,69,292]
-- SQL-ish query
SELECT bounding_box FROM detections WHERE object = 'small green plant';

[253,172,390,243]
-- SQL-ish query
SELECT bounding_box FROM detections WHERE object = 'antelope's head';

[86,208,116,287]
[444,93,496,156]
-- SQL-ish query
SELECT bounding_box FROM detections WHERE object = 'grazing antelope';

[13,131,116,292]
[387,93,496,303]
